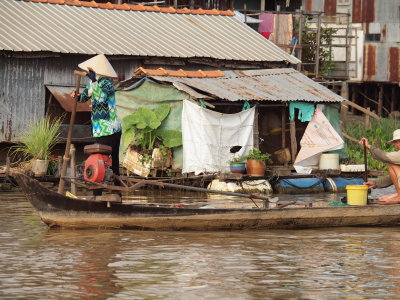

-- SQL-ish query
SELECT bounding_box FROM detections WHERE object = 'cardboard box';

[123,148,151,177]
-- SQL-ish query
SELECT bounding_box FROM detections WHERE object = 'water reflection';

[2,191,400,299]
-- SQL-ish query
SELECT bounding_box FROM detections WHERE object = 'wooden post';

[254,106,259,148]
[378,84,383,116]
[5,157,10,177]
[281,106,286,149]
[297,8,303,72]
[70,144,76,195]
[340,81,349,127]
[58,70,85,194]
[345,10,351,79]
[364,107,371,129]
[173,0,177,8]
[290,120,297,163]
[351,85,358,113]
[314,13,322,78]
[391,85,397,113]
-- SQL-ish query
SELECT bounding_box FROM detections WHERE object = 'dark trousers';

[94,131,121,176]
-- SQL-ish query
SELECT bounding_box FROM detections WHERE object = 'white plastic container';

[319,153,339,170]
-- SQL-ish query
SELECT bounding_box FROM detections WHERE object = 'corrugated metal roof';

[0,0,300,64]
[150,68,345,102]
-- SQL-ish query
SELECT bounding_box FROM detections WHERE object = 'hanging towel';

[289,102,315,122]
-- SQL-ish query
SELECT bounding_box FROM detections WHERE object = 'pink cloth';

[258,13,274,35]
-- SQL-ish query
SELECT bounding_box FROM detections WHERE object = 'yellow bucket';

[346,185,368,205]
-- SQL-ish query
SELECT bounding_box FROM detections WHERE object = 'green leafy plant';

[294,19,337,77]
[122,104,182,151]
[10,117,62,160]
[228,155,247,164]
[245,148,272,164]
[344,117,399,171]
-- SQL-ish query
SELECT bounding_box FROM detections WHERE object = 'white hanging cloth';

[182,100,255,175]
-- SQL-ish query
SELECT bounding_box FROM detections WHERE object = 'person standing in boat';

[71,54,122,182]
[359,129,400,204]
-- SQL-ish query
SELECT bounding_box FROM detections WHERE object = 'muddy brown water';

[1,187,400,299]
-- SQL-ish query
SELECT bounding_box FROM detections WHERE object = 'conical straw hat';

[78,54,117,78]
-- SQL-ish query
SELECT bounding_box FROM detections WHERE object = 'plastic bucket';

[346,185,368,205]
[319,153,339,170]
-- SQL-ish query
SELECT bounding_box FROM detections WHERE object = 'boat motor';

[83,143,114,183]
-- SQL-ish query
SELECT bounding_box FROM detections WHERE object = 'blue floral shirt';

[79,77,122,138]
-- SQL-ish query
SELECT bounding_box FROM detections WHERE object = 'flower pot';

[229,162,246,174]
[32,159,49,177]
[246,159,265,176]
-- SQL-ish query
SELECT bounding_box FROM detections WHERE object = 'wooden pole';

[120,176,272,202]
[254,106,259,148]
[391,85,396,113]
[378,84,383,116]
[364,107,371,129]
[281,106,286,149]
[70,144,76,195]
[5,157,10,177]
[314,13,322,78]
[297,8,303,71]
[289,120,297,163]
[363,140,368,182]
[58,70,86,194]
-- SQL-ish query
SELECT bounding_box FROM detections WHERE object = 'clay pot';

[246,159,265,176]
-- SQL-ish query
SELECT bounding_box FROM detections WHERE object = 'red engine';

[83,144,113,183]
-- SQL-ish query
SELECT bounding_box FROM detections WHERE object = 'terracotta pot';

[246,159,265,176]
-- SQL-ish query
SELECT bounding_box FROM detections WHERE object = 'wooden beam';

[342,100,381,120]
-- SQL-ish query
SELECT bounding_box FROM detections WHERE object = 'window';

[365,33,381,42]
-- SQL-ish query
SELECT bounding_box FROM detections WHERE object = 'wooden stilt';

[290,120,297,163]
[378,84,383,116]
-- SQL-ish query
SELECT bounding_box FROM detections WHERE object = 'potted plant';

[11,117,61,176]
[245,148,272,176]
[228,155,247,174]
[121,104,182,176]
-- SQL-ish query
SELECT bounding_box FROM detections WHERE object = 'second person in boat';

[359,129,400,204]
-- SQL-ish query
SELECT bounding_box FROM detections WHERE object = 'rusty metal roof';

[47,85,90,112]
[0,0,300,64]
[149,68,346,102]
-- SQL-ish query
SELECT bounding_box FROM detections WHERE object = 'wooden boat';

[14,173,400,231]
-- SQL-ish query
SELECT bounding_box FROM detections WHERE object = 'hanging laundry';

[294,106,344,174]
[289,102,315,122]
[258,14,274,39]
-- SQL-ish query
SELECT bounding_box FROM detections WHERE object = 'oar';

[363,140,368,182]
[58,70,87,194]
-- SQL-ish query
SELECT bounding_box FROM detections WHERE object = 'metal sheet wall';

[0,56,45,142]
[1,55,141,142]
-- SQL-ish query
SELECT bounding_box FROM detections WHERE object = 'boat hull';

[13,173,400,230]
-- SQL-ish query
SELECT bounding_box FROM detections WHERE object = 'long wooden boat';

[14,173,400,230]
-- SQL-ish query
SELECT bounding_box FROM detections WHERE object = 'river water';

[1,187,400,299]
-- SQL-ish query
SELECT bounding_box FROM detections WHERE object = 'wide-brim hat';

[78,54,117,78]
[388,129,400,143]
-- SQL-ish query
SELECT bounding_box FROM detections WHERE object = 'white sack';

[182,100,255,174]
[294,105,344,174]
